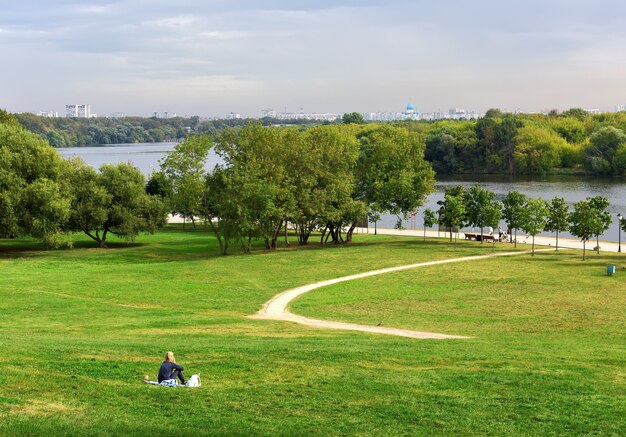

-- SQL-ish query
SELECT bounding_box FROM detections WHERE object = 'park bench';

[464,232,495,242]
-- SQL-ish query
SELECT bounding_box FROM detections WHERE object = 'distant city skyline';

[2,1,626,117]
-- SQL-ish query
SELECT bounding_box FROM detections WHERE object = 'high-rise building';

[66,104,91,118]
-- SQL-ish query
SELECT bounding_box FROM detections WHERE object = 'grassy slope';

[0,227,624,436]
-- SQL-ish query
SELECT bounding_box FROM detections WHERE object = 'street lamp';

[618,213,623,253]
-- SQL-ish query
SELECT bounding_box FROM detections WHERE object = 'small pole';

[618,213,623,253]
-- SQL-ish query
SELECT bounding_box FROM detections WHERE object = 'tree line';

[428,184,613,259]
[2,107,622,258]
[13,108,626,177]
[1,111,166,247]
[151,122,435,254]
[1,111,436,252]
[420,108,626,176]
[13,113,324,148]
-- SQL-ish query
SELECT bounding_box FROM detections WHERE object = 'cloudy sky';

[2,1,626,117]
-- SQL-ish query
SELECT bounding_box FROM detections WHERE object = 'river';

[58,142,626,242]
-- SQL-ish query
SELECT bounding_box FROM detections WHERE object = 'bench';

[464,232,495,242]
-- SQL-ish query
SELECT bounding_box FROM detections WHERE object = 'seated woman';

[158,351,186,385]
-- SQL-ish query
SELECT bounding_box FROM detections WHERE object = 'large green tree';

[0,113,71,246]
[356,125,435,229]
[584,126,626,175]
[159,135,212,226]
[216,123,295,251]
[65,161,166,247]
[513,125,564,174]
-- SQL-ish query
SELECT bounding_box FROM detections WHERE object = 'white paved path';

[250,250,538,339]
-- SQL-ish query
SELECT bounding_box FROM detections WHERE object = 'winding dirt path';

[249,250,536,339]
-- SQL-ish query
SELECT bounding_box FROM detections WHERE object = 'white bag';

[186,374,201,387]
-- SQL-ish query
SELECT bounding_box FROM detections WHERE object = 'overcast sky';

[2,1,626,117]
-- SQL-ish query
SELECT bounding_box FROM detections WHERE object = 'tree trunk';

[480,227,484,244]
[284,221,290,247]
[582,239,586,260]
[531,235,535,256]
[208,220,227,255]
[555,230,559,251]
[346,223,357,242]
[99,229,108,248]
[270,219,283,249]
[514,228,517,248]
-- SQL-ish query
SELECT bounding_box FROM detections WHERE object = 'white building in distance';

[66,104,92,118]
[36,110,58,118]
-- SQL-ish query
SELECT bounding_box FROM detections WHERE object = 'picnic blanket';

[144,374,201,387]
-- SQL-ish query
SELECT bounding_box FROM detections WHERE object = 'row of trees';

[14,113,322,148]
[152,123,435,254]
[14,109,626,176]
[2,111,436,251]
[427,185,613,259]
[1,111,166,247]
[3,107,622,258]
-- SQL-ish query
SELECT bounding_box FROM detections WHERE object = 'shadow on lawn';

[0,228,530,265]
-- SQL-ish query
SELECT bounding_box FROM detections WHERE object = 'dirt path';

[250,250,537,339]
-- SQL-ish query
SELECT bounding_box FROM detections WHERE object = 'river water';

[58,142,626,242]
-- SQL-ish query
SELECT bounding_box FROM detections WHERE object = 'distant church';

[403,103,419,120]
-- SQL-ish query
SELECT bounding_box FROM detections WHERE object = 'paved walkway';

[168,215,622,253]
[250,250,539,339]
[362,227,623,253]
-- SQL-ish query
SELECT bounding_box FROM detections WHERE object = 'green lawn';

[0,226,624,436]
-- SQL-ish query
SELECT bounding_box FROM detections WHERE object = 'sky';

[2,0,626,117]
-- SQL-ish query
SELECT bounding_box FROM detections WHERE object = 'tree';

[437,186,467,242]
[356,125,435,233]
[342,112,365,124]
[560,108,589,120]
[587,196,612,253]
[65,161,166,247]
[159,135,212,226]
[215,123,295,251]
[465,185,501,244]
[545,197,569,250]
[422,208,437,241]
[502,191,527,247]
[584,126,626,175]
[520,198,548,256]
[569,200,599,260]
[513,125,563,174]
[0,117,71,246]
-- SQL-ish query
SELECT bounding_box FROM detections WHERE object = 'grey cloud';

[2,1,626,116]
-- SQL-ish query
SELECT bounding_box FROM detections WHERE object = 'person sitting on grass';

[158,351,186,385]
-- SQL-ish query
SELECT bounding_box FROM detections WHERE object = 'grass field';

[0,226,624,436]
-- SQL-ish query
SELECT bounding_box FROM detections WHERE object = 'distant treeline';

[12,108,626,176]
[411,108,626,177]
[13,113,319,148]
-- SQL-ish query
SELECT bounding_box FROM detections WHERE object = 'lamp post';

[618,213,623,253]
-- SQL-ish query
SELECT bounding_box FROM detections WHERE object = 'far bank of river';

[58,142,626,242]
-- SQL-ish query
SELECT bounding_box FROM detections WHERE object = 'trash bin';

[607,265,616,276]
